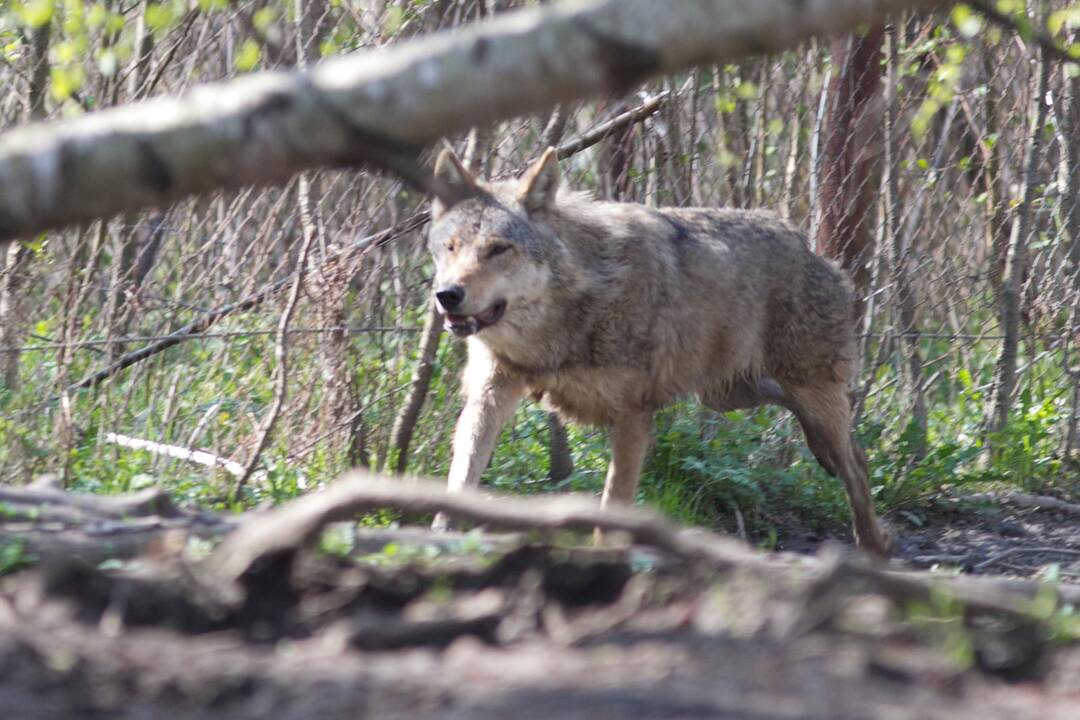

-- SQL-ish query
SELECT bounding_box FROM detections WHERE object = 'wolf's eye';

[486,243,512,259]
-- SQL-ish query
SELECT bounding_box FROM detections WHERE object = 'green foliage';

[4,290,1073,546]
[903,589,976,670]
[0,539,33,576]
[234,39,261,72]
[1,0,1077,552]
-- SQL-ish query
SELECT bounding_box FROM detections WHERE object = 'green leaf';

[234,38,261,72]
[145,3,174,34]
[18,0,54,28]
[735,81,757,100]
[951,5,982,38]
[1048,10,1068,36]
[383,6,405,36]
[86,3,108,29]
[253,6,278,31]
[50,65,85,101]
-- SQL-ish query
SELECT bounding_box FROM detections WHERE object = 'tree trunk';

[986,40,1051,443]
[1061,56,1080,460]
[388,304,444,474]
[885,23,927,460]
[546,413,574,482]
[814,25,886,325]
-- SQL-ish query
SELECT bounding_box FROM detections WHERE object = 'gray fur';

[428,147,891,557]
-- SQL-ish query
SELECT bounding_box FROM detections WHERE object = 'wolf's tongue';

[445,313,468,324]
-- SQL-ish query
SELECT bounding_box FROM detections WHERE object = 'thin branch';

[554,91,668,159]
[59,94,668,397]
[956,490,1080,519]
[975,546,1080,571]
[969,0,1080,68]
[0,0,949,245]
[61,211,429,396]
[233,180,321,496]
[104,432,247,478]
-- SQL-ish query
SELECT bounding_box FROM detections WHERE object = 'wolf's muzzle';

[435,285,465,312]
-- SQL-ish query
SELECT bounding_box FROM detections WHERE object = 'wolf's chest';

[525,365,660,426]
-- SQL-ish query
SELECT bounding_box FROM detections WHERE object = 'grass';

[2,305,1075,549]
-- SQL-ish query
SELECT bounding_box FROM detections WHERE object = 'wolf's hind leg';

[783,382,892,559]
[595,412,653,544]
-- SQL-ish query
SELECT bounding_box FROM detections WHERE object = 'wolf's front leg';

[596,412,653,543]
[433,361,525,530]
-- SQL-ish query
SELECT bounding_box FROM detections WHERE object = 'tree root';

[955,491,1080,519]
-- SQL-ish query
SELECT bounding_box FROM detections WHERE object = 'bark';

[546,412,574,481]
[541,104,570,149]
[814,25,886,323]
[0,0,948,245]
[982,49,1012,310]
[388,302,445,474]
[555,92,667,160]
[987,42,1051,441]
[1062,59,1080,458]
[206,472,756,587]
[885,23,927,460]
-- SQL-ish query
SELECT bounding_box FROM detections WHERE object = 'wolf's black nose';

[436,286,465,311]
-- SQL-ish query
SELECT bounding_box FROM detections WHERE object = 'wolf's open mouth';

[444,300,507,337]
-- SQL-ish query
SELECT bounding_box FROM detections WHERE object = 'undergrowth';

[2,319,1076,549]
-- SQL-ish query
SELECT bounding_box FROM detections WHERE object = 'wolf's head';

[427,147,561,339]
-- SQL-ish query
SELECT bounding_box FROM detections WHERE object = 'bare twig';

[61,211,429,396]
[60,93,667,400]
[969,0,1080,68]
[0,0,949,245]
[975,546,1080,571]
[104,432,247,478]
[955,491,1080,519]
[233,181,321,496]
[554,92,669,159]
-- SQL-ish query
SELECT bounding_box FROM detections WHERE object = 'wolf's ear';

[518,147,560,214]
[431,146,478,217]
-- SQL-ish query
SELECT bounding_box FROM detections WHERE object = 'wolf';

[426,146,891,558]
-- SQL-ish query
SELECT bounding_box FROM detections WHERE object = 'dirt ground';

[1,479,1079,719]
[899,502,1080,581]
[774,495,1080,582]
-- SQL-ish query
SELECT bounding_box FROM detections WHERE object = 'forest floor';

[1,474,1079,719]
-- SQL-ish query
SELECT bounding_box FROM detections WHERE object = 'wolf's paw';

[859,518,896,560]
